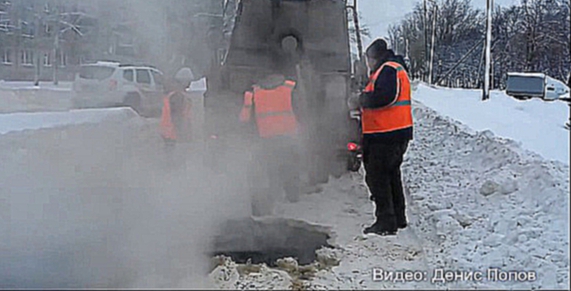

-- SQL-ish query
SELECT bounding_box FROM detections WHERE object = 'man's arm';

[359,66,398,109]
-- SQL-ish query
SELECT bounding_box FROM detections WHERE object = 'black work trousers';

[363,141,409,231]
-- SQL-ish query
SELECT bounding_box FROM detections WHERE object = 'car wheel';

[123,93,142,114]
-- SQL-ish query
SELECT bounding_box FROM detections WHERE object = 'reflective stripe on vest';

[250,81,298,138]
[256,110,295,118]
[361,61,413,134]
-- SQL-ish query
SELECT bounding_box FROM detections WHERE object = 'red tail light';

[109,80,117,91]
[347,142,359,151]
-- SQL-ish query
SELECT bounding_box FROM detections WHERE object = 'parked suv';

[72,61,165,116]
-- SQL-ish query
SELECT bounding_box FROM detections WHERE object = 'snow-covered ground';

[0,108,139,135]
[0,80,72,92]
[0,84,72,113]
[210,86,570,290]
[414,84,570,165]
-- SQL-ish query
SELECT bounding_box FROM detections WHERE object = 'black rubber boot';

[364,222,397,236]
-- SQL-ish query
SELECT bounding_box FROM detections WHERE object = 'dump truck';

[202,0,365,186]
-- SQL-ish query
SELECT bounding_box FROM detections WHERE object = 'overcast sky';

[358,0,521,46]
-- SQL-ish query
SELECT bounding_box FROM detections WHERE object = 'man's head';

[257,73,286,89]
[174,68,194,89]
[365,38,389,72]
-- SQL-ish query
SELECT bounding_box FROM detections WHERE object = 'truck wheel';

[123,93,142,114]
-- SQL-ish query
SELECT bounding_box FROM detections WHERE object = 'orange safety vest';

[160,91,192,141]
[239,80,298,138]
[361,61,413,134]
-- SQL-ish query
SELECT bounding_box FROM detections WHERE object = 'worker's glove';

[347,93,361,110]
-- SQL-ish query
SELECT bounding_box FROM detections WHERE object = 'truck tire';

[123,93,142,115]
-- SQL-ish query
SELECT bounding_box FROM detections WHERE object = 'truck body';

[204,0,361,184]
[506,72,569,101]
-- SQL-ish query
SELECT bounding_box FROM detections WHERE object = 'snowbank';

[0,108,140,135]
[414,84,570,165]
[404,102,569,289]
[0,80,72,92]
[0,86,73,114]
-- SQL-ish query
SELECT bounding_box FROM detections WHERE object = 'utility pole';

[423,0,428,82]
[405,38,409,59]
[483,0,493,100]
[566,2,570,130]
[352,0,363,59]
[428,1,437,85]
[53,0,60,85]
[33,3,42,86]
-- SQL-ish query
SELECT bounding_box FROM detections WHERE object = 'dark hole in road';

[211,217,332,267]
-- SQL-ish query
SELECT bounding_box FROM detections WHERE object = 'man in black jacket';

[351,38,413,236]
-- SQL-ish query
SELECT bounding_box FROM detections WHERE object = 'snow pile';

[414,84,570,165]
[0,108,140,135]
[0,80,72,92]
[209,257,294,290]
[406,102,569,289]
[0,87,73,113]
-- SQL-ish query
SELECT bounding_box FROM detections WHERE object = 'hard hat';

[175,68,195,84]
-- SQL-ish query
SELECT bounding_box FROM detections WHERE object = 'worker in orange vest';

[239,73,302,215]
[352,38,413,236]
[160,69,193,153]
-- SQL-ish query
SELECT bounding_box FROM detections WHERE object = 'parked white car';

[506,72,570,101]
[72,62,165,116]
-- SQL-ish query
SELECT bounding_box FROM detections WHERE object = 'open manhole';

[211,217,333,267]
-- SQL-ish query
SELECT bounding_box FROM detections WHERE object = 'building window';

[2,48,12,64]
[59,51,67,67]
[44,23,51,34]
[43,52,52,67]
[21,50,34,66]
[0,19,10,32]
